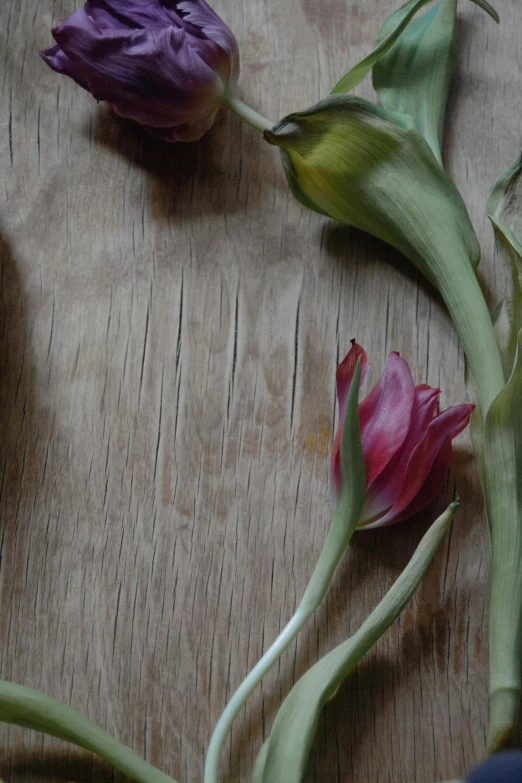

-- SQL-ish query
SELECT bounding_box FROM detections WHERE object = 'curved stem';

[204,496,359,783]
[437,262,521,752]
[0,680,178,783]
[434,255,522,754]
[204,607,308,783]
[221,92,273,134]
[443,276,504,412]
[437,256,522,752]
[426,247,506,415]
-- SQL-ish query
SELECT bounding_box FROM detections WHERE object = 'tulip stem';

[222,91,273,134]
[0,680,179,783]
[487,686,521,753]
[426,247,506,416]
[434,253,522,752]
[204,492,360,783]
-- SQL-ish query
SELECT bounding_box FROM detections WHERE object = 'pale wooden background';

[0,1,521,782]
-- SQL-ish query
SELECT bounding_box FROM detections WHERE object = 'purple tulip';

[41,0,240,142]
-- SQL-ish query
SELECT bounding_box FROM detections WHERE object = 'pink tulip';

[331,341,474,529]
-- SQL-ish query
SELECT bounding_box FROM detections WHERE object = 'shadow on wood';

[89,104,278,225]
[1,748,115,783]
[0,230,51,541]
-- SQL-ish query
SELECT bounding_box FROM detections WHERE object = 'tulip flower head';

[41,0,240,142]
[331,341,474,529]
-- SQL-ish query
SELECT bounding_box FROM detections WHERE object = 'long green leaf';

[470,0,498,19]
[463,358,487,513]
[372,0,497,163]
[0,681,177,783]
[484,330,522,752]
[463,300,508,517]
[203,363,366,783]
[330,0,433,94]
[486,154,522,380]
[252,501,459,783]
[463,158,522,757]
[338,359,365,510]
[331,0,497,101]
[372,0,456,164]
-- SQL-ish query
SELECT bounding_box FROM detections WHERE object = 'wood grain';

[0,1,521,781]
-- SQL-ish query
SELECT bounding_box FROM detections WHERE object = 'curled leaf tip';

[470,0,499,23]
[449,497,460,514]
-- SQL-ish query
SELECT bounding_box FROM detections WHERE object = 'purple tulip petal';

[84,0,172,29]
[41,0,239,142]
[177,0,240,82]
[40,43,91,90]
[52,16,223,129]
[358,352,416,487]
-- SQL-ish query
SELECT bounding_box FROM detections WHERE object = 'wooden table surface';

[1,1,521,782]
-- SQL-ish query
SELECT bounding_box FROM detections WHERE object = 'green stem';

[221,92,273,134]
[428,250,505,415]
[487,536,522,753]
[205,358,365,783]
[204,496,359,783]
[435,258,521,751]
[487,687,521,753]
[251,502,458,783]
[483,347,522,753]
[434,253,522,752]
[0,680,179,783]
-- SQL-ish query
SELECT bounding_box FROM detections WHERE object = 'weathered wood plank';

[0,1,520,781]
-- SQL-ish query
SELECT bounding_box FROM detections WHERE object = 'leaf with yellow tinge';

[265,95,480,280]
[265,94,506,417]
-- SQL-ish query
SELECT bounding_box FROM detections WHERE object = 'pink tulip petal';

[366,402,474,527]
[360,440,453,529]
[361,384,440,521]
[330,340,369,493]
[392,438,453,522]
[358,352,416,486]
[336,340,370,419]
